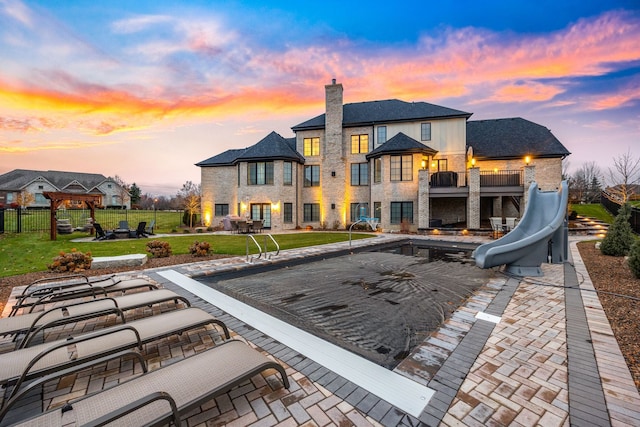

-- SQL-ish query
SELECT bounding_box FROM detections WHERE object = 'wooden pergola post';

[43,192,101,240]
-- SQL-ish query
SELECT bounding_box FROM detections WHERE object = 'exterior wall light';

[471,158,476,167]
[525,156,531,165]
[421,160,427,170]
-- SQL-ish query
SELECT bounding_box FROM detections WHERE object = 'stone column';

[418,169,430,229]
[467,167,480,229]
[523,165,536,211]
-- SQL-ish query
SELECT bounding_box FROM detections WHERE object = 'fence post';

[17,207,22,233]
[0,208,4,234]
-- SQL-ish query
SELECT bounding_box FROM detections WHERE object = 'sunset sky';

[1,0,639,196]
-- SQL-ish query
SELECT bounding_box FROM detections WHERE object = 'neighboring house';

[0,169,131,209]
[198,81,570,232]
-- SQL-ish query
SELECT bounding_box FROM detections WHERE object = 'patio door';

[250,204,271,228]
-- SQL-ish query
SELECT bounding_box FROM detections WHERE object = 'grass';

[570,204,615,223]
[0,231,374,278]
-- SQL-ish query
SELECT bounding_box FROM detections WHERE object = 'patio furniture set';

[222,215,264,234]
[93,220,155,240]
[0,273,289,425]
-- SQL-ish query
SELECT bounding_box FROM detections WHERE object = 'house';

[0,169,131,209]
[197,80,570,232]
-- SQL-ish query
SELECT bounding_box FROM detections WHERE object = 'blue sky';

[1,0,639,196]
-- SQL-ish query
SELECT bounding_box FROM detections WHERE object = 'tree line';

[567,149,640,204]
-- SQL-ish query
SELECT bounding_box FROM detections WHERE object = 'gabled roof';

[236,131,304,162]
[467,118,570,160]
[196,132,303,167]
[292,99,472,131]
[366,132,438,159]
[0,169,112,193]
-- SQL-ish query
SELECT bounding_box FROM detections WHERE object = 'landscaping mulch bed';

[577,241,640,391]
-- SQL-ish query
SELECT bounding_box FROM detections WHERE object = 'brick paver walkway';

[1,234,639,426]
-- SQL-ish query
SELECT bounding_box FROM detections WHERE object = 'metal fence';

[600,192,640,234]
[0,208,185,234]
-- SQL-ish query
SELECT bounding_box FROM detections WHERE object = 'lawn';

[570,203,614,223]
[0,231,374,278]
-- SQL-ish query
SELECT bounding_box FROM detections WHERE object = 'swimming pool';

[196,239,493,369]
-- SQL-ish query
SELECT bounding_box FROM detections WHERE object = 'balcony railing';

[479,170,523,187]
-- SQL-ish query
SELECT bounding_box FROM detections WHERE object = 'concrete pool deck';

[2,233,640,426]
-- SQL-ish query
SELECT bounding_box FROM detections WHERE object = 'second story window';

[247,162,274,185]
[304,165,320,187]
[304,137,320,156]
[421,123,431,141]
[351,134,369,154]
[374,158,382,183]
[377,126,387,144]
[390,155,413,181]
[350,163,369,186]
[283,161,292,185]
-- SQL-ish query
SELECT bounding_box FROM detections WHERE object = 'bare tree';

[607,149,640,203]
[177,181,201,228]
[16,190,35,209]
[112,175,131,209]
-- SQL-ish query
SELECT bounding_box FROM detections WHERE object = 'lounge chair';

[145,220,155,235]
[0,308,230,419]
[9,275,158,316]
[93,223,115,240]
[7,340,288,426]
[14,289,191,348]
[130,221,148,238]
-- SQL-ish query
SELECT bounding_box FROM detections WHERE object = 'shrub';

[600,203,635,256]
[189,240,211,257]
[48,249,92,272]
[628,239,640,279]
[146,240,172,258]
[182,210,198,227]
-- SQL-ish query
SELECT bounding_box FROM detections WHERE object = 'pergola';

[43,192,101,240]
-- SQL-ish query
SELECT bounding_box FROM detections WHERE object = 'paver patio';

[1,234,639,426]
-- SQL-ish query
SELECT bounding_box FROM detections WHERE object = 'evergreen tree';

[628,239,640,279]
[129,183,141,204]
[600,203,635,256]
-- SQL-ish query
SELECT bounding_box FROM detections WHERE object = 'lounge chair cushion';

[13,340,288,427]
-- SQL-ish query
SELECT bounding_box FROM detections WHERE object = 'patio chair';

[6,340,288,426]
[9,275,158,316]
[93,223,115,240]
[129,221,148,238]
[145,220,155,235]
[250,219,264,233]
[4,289,193,349]
[489,217,504,239]
[0,308,230,416]
[118,220,130,231]
[236,220,249,234]
[505,217,517,231]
